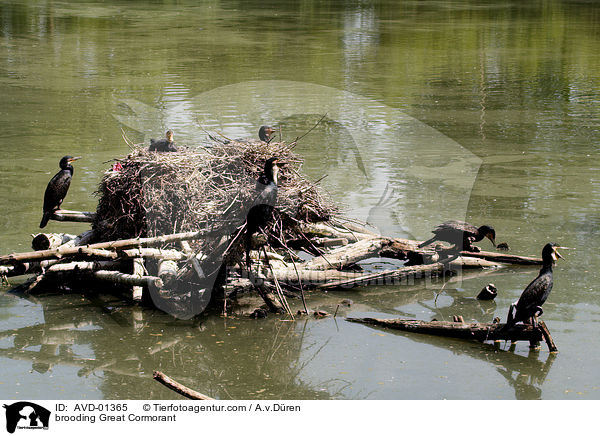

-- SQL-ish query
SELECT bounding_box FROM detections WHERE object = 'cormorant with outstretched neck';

[40,156,81,228]
[258,126,275,143]
[418,220,496,252]
[149,130,177,152]
[245,157,279,267]
[502,243,563,331]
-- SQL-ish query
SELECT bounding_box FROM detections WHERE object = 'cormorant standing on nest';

[502,243,563,331]
[40,156,81,228]
[418,220,496,252]
[245,157,279,267]
[149,130,177,152]
[258,126,275,143]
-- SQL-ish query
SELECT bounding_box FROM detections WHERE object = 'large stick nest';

[93,138,337,243]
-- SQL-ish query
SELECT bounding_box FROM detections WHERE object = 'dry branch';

[50,209,96,223]
[347,317,557,351]
[153,370,214,400]
[0,230,213,265]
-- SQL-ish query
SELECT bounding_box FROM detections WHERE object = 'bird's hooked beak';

[68,157,81,163]
[487,232,496,247]
[552,246,569,261]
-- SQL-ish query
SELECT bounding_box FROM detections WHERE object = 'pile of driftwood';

[0,135,556,349]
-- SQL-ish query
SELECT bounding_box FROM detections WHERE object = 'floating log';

[303,237,414,270]
[458,249,542,265]
[153,370,214,400]
[0,230,215,265]
[45,260,123,273]
[50,209,96,223]
[92,270,163,288]
[346,317,557,352]
[314,256,502,290]
[119,248,187,261]
[31,233,78,251]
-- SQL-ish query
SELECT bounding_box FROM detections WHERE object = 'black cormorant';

[40,156,81,228]
[418,220,496,252]
[502,243,563,331]
[149,130,177,152]
[258,126,275,143]
[245,157,279,267]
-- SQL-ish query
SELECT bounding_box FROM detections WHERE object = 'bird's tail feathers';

[39,212,51,229]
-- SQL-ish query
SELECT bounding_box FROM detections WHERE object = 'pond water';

[1,0,599,400]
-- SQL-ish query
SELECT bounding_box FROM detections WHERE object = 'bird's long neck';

[265,166,278,185]
[540,261,553,275]
[60,163,74,175]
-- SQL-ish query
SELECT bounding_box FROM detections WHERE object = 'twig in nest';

[287,113,328,150]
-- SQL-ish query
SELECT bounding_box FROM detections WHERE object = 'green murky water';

[1,0,599,400]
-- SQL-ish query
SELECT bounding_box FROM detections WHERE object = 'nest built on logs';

[93,138,338,246]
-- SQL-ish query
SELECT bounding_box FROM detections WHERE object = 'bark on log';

[346,317,557,351]
[158,259,178,285]
[49,209,96,223]
[45,260,123,273]
[131,258,145,302]
[303,237,415,270]
[153,370,214,400]
[0,230,214,265]
[31,233,78,251]
[92,270,163,288]
[77,248,119,259]
[279,257,500,290]
[299,222,373,242]
[119,248,187,261]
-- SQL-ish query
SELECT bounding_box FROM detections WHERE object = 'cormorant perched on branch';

[40,156,81,228]
[149,130,177,152]
[418,220,496,252]
[245,157,279,268]
[258,126,275,143]
[502,243,563,331]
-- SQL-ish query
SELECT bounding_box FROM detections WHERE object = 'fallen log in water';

[50,209,96,223]
[302,237,415,270]
[0,230,215,265]
[92,270,163,289]
[314,256,502,290]
[31,233,78,251]
[346,317,557,352]
[458,249,542,265]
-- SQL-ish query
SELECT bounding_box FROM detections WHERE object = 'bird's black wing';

[515,273,553,314]
[43,170,71,213]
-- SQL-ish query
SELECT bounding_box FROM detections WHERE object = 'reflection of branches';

[361,323,557,400]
